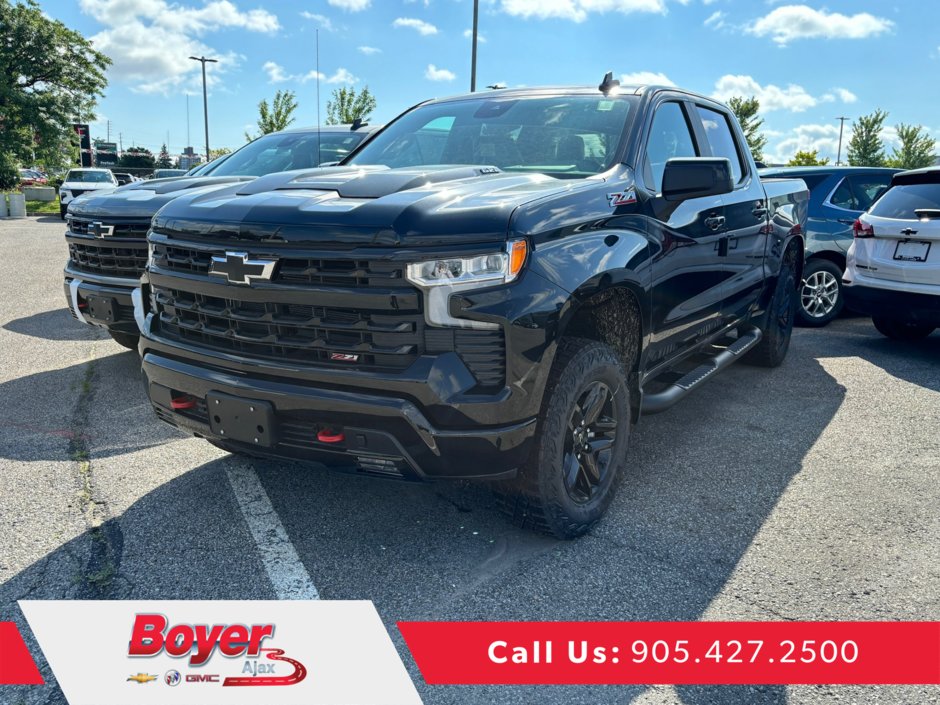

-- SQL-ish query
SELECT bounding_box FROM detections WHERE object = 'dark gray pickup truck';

[136,78,808,537]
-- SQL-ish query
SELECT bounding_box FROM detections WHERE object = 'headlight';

[406,239,527,329]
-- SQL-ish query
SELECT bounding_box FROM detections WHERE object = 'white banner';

[20,600,422,705]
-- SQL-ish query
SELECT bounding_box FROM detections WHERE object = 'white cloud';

[620,71,675,87]
[326,68,358,84]
[748,5,893,46]
[299,11,334,31]
[703,10,725,29]
[263,60,291,83]
[358,45,381,55]
[834,87,857,104]
[80,0,276,94]
[425,64,456,82]
[393,17,438,35]
[327,0,370,11]
[264,63,356,85]
[768,123,841,164]
[498,0,665,23]
[464,28,486,42]
[712,74,816,113]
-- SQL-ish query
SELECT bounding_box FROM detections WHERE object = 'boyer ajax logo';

[128,614,308,687]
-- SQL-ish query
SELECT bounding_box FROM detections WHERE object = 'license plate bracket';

[85,295,116,323]
[893,240,931,262]
[206,392,276,447]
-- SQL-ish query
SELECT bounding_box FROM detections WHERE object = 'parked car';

[136,81,808,537]
[112,172,135,185]
[18,168,48,186]
[58,168,119,218]
[152,168,188,179]
[844,167,940,339]
[63,123,380,349]
[759,166,899,326]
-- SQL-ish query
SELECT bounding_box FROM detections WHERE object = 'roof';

[421,83,716,105]
[279,123,381,135]
[65,167,113,172]
[759,166,901,177]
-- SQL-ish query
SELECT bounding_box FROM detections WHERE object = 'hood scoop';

[124,175,253,195]
[234,164,504,199]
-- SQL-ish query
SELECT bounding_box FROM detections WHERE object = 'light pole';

[470,0,479,92]
[835,116,850,166]
[189,55,218,161]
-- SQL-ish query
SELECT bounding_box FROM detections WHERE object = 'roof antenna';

[598,71,620,95]
[351,117,365,130]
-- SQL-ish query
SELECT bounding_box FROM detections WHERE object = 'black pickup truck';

[63,124,377,348]
[137,80,808,537]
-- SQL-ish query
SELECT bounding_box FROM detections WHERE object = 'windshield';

[347,94,635,178]
[205,130,369,177]
[869,183,940,219]
[65,170,114,183]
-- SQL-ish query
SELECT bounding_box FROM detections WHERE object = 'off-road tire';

[497,338,631,539]
[872,316,935,341]
[797,258,844,327]
[744,247,797,368]
[108,330,139,350]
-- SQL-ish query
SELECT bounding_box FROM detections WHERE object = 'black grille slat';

[68,241,148,278]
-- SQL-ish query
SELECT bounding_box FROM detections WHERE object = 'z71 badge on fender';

[607,188,637,207]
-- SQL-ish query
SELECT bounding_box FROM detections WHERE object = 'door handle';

[704,216,726,231]
[837,218,856,225]
[752,206,768,219]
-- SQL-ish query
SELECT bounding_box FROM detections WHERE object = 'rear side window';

[644,102,698,192]
[848,175,892,211]
[868,183,940,219]
[829,178,857,209]
[695,106,744,183]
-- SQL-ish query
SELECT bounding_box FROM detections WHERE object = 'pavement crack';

[66,358,125,599]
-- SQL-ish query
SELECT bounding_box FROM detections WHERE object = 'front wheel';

[59,204,67,219]
[797,259,844,327]
[872,316,935,340]
[108,330,139,350]
[499,338,631,539]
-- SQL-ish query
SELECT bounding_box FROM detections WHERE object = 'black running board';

[640,326,763,415]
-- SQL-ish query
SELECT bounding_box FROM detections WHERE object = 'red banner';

[0,621,44,685]
[398,621,940,685]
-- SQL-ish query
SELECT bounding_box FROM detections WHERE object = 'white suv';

[843,168,940,340]
[58,168,118,218]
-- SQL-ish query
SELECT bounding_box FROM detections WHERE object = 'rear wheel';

[872,316,935,341]
[745,247,797,367]
[108,330,139,350]
[498,338,630,539]
[797,259,844,327]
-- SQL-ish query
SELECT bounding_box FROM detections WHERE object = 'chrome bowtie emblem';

[91,221,113,237]
[208,251,277,285]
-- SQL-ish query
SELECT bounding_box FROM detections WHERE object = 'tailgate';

[857,215,940,286]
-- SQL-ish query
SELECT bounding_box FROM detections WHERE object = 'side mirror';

[662,158,734,202]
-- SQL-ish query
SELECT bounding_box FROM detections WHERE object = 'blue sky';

[45,0,939,164]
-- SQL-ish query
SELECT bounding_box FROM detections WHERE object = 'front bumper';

[63,265,140,333]
[143,351,536,480]
[843,283,940,326]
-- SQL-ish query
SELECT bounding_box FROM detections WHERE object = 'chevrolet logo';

[91,221,113,237]
[208,251,277,285]
[126,673,157,684]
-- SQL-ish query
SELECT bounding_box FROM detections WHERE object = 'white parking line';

[224,460,320,600]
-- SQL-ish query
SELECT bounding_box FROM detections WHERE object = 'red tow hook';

[170,395,197,410]
[317,428,345,444]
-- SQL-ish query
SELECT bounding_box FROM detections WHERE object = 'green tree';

[0,0,110,189]
[787,149,829,167]
[887,123,936,170]
[156,143,173,168]
[118,147,155,169]
[245,90,298,141]
[847,110,888,167]
[727,96,767,163]
[209,147,232,160]
[325,86,376,126]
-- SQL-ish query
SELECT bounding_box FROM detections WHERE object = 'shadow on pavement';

[3,308,100,342]
[1,340,849,704]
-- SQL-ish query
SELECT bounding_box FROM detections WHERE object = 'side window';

[847,175,893,211]
[695,105,745,184]
[829,178,857,210]
[644,102,698,193]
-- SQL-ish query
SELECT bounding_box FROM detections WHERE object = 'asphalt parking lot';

[1,216,937,705]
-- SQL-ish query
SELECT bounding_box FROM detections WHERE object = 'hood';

[152,165,600,247]
[67,175,255,220]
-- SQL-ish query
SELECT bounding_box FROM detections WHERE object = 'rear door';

[857,177,940,288]
[822,172,894,252]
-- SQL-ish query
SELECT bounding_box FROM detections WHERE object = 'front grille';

[68,218,149,239]
[151,242,410,287]
[68,241,148,278]
[153,285,424,370]
[426,328,506,389]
